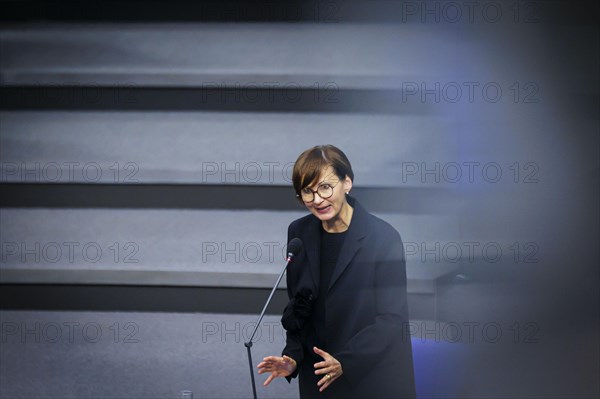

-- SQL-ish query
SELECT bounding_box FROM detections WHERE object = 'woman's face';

[302,165,353,222]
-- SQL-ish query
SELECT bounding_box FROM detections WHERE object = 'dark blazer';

[282,195,416,399]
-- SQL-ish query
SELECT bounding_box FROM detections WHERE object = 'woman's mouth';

[315,205,332,214]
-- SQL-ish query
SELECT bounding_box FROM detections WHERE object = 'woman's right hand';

[257,355,297,386]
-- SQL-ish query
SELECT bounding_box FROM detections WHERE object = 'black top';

[314,225,347,348]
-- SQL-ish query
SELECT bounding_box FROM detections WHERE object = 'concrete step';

[0,207,461,292]
[0,111,457,187]
[1,22,456,89]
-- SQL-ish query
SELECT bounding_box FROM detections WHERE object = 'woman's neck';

[322,201,354,233]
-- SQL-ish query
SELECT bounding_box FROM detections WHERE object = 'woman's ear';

[343,175,353,194]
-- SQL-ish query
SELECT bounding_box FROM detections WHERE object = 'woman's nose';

[312,192,324,204]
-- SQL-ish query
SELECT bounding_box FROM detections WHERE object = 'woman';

[257,145,416,399]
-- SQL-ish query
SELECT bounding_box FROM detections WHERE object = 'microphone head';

[286,238,304,259]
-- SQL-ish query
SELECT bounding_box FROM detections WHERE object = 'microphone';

[286,237,303,262]
[244,237,304,399]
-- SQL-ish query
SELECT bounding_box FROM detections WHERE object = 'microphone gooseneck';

[245,237,304,399]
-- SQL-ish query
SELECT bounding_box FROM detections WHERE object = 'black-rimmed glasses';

[296,179,341,203]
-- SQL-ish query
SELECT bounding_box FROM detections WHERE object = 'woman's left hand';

[313,346,343,392]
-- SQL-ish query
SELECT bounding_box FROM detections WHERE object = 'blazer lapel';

[327,196,368,293]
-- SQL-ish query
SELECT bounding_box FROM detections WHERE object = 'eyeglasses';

[296,179,341,203]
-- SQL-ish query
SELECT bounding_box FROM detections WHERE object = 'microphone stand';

[244,252,294,399]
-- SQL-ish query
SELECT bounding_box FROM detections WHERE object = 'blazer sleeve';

[281,222,304,383]
[333,229,409,386]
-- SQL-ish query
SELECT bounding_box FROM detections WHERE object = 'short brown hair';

[292,145,354,197]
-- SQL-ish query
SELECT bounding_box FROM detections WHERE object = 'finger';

[261,359,277,368]
[319,373,339,392]
[258,365,274,373]
[257,361,270,369]
[313,347,331,361]
[314,366,335,375]
[263,374,275,386]
[320,378,334,392]
[313,346,328,355]
[313,361,329,369]
[317,374,332,387]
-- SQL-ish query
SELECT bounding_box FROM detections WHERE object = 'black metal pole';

[244,256,291,399]
[245,340,257,399]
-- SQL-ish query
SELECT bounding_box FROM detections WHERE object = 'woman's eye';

[301,189,311,194]
[321,184,331,190]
